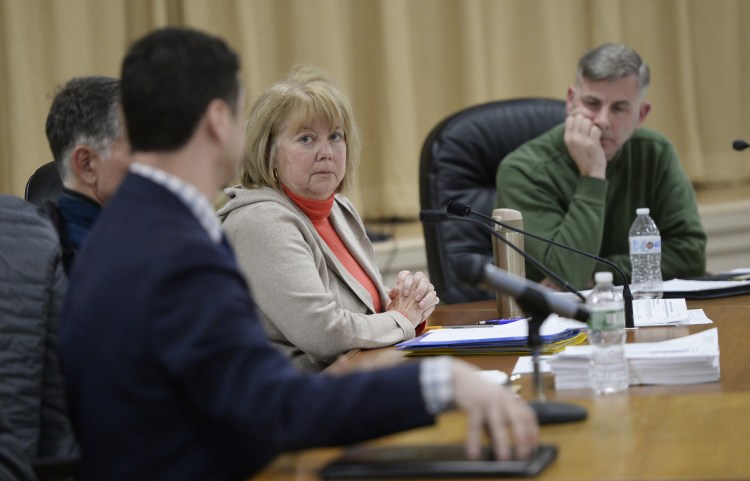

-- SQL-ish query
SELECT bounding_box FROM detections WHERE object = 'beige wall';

[2,0,750,219]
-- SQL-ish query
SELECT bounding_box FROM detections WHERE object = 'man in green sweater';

[496,44,706,290]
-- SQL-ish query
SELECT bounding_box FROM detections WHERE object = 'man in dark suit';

[59,27,538,481]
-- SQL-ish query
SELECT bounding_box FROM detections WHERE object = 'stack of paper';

[395,316,588,356]
[550,328,720,390]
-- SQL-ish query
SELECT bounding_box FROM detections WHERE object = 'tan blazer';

[218,187,415,371]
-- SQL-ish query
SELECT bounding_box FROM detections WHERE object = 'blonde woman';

[219,65,438,371]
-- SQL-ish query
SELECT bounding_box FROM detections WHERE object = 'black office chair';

[419,98,567,304]
[25,161,63,206]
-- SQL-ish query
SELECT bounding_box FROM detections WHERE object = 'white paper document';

[633,298,689,325]
[662,278,750,292]
[512,356,552,375]
[550,328,720,389]
[685,309,713,324]
[632,298,712,326]
[633,299,713,327]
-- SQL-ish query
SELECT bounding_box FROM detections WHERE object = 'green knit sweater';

[496,123,706,290]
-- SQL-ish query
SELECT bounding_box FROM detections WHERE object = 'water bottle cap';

[636,207,650,215]
[594,272,613,283]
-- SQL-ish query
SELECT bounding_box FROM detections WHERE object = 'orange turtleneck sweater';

[282,185,383,313]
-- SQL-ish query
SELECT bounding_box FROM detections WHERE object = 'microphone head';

[446,200,471,217]
[733,139,749,151]
[451,254,486,286]
[419,210,448,223]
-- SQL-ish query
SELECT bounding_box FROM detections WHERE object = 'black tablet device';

[319,443,557,479]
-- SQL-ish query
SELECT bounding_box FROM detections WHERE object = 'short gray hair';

[576,44,650,98]
[45,76,122,182]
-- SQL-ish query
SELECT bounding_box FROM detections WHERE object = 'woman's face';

[274,116,347,200]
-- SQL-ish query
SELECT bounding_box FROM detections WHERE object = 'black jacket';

[0,195,78,473]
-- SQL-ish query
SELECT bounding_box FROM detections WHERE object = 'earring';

[272,168,279,184]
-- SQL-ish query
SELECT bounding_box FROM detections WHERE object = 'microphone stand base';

[529,400,587,425]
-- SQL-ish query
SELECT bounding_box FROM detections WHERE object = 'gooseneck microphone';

[447,200,635,328]
[454,254,589,425]
[733,140,749,151]
[419,210,585,302]
[453,254,589,323]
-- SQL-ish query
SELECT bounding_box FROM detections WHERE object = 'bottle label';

[630,235,661,255]
[588,307,625,331]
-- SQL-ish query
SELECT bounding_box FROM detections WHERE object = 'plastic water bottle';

[629,207,663,299]
[586,272,628,395]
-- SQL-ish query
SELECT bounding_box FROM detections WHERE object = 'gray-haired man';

[496,44,706,290]
[42,76,130,273]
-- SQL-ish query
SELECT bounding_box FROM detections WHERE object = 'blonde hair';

[242,64,361,192]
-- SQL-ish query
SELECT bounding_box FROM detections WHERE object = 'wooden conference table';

[251,295,750,480]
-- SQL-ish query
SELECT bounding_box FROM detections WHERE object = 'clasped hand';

[387,270,439,327]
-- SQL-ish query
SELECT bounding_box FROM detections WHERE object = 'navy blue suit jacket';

[60,173,433,481]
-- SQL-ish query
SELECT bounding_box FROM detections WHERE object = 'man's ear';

[70,145,98,186]
[205,99,231,144]
[565,85,576,113]
[637,100,652,126]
